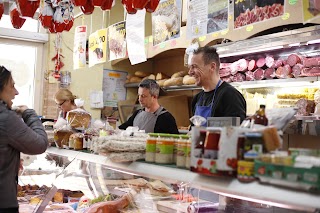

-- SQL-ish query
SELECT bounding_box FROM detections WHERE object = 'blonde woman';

[54,88,78,119]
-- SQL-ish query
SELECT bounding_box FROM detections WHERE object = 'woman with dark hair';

[0,66,48,213]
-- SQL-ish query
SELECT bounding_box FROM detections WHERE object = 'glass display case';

[17,147,320,212]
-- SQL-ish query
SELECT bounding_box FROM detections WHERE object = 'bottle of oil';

[253,105,268,126]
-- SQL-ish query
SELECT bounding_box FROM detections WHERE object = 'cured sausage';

[248,59,257,71]
[287,54,301,67]
[256,58,266,68]
[292,63,304,78]
[264,68,275,79]
[253,68,264,80]
[265,56,275,68]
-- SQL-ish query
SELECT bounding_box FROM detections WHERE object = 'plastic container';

[185,138,191,169]
[145,135,157,162]
[155,136,174,164]
[176,136,188,168]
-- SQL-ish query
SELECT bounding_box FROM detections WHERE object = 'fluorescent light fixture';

[288,42,300,47]
[307,39,320,45]
[219,46,283,58]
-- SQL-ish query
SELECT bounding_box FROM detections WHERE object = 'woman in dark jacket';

[0,66,48,213]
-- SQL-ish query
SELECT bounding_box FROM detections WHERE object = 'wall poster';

[108,21,127,61]
[186,0,228,39]
[152,0,182,46]
[73,25,87,70]
[103,69,127,107]
[303,0,320,23]
[88,29,107,67]
[234,0,284,29]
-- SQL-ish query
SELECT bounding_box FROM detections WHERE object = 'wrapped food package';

[67,110,91,129]
[295,99,315,116]
[66,99,91,129]
[53,129,73,148]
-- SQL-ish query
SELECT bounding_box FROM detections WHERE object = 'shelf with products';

[125,76,320,91]
[45,146,320,212]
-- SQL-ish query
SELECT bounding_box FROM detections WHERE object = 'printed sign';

[152,0,182,46]
[234,0,284,29]
[73,25,87,70]
[88,29,107,67]
[108,21,127,61]
[103,69,127,107]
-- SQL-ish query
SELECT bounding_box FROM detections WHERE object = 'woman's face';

[56,99,73,112]
[0,76,19,109]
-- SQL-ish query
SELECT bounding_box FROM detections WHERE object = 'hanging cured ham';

[10,5,26,29]
[145,0,160,12]
[39,2,54,29]
[16,0,40,18]
[101,0,113,10]
[80,0,95,15]
[0,1,4,20]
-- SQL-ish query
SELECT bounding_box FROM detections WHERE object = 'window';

[0,36,46,114]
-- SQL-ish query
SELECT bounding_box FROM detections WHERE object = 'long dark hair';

[0,66,12,93]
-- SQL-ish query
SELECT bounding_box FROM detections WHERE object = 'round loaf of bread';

[134,71,149,78]
[163,77,183,87]
[183,75,196,85]
[129,76,143,83]
[157,79,169,87]
[171,71,187,78]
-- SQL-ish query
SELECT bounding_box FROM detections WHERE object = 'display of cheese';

[66,109,91,129]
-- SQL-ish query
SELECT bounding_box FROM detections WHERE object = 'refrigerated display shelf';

[46,147,320,212]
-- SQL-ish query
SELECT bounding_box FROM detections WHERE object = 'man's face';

[188,53,216,86]
[138,87,155,108]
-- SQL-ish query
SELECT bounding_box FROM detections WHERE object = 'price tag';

[160,43,166,48]
[282,13,290,20]
[221,29,229,35]
[234,0,245,4]
[199,36,206,41]
[289,0,298,5]
[149,36,153,43]
[170,40,177,47]
[246,25,254,32]
[144,38,149,44]
[212,32,219,37]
